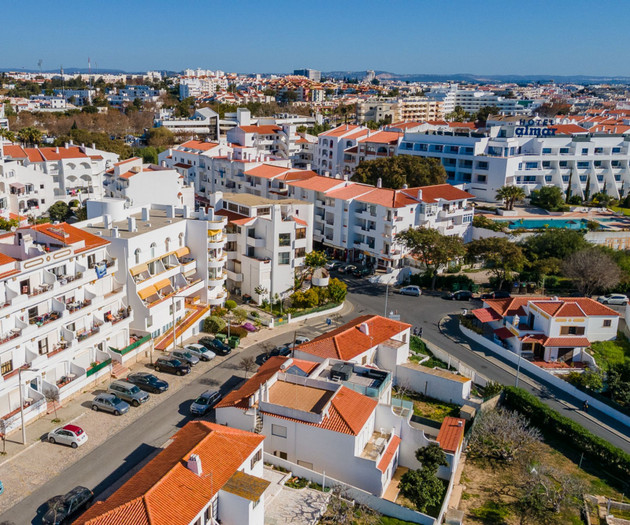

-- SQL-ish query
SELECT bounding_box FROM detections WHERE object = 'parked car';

[352,266,375,278]
[170,349,200,366]
[47,425,88,449]
[190,390,222,416]
[91,393,130,416]
[107,380,150,407]
[287,336,311,349]
[184,343,216,362]
[154,357,191,376]
[126,372,168,394]
[42,486,94,525]
[443,290,474,301]
[199,337,232,356]
[480,291,511,300]
[261,345,292,363]
[338,264,357,274]
[597,293,628,305]
[326,261,343,271]
[396,285,421,297]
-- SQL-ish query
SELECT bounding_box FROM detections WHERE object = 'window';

[279,252,290,265]
[476,174,487,183]
[295,247,306,258]
[295,228,306,240]
[38,338,49,355]
[542,148,552,154]
[297,460,314,470]
[250,449,262,469]
[1,359,13,375]
[581,148,588,155]
[560,326,585,335]
[278,233,291,246]
[271,425,287,438]
[603,319,612,327]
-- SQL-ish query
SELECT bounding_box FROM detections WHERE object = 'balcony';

[208,292,226,306]
[246,236,265,248]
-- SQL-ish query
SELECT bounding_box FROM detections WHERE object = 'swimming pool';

[507,218,588,230]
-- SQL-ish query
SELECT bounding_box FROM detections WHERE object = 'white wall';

[395,364,471,405]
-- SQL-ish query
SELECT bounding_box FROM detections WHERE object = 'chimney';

[111,226,119,238]
[183,205,190,218]
[128,216,137,232]
[359,322,370,336]
[376,178,382,188]
[417,189,423,201]
[103,214,112,229]
[402,184,408,189]
[141,207,150,221]
[166,205,175,218]
[457,420,463,427]
[160,160,166,167]
[65,142,69,149]
[92,142,96,149]
[187,454,203,476]
[55,146,60,154]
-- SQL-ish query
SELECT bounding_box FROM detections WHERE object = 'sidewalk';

[0,300,354,515]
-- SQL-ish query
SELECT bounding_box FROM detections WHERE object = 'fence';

[424,339,489,387]
[459,325,630,429]
[86,358,112,377]
[111,334,151,356]
[264,453,437,525]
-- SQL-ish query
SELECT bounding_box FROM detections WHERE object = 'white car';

[47,424,88,448]
[184,343,216,362]
[597,294,628,306]
[396,285,422,297]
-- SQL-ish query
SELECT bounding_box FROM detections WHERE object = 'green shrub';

[502,387,630,480]
[483,381,503,398]
[232,307,247,323]
[473,215,508,232]
[410,273,475,291]
[219,325,248,339]
[225,300,237,311]
[212,306,227,317]
[203,316,226,334]
[470,500,510,523]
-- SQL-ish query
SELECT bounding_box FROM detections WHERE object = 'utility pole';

[384,281,389,318]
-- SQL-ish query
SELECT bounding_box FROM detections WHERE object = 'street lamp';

[19,367,40,445]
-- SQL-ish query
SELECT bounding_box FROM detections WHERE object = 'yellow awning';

[175,247,190,258]
[138,285,157,300]
[208,230,222,236]
[155,278,172,291]
[130,263,148,277]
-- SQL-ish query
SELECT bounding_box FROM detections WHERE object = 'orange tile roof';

[292,216,308,226]
[437,417,465,453]
[447,122,476,129]
[471,308,502,323]
[39,146,88,160]
[484,297,543,317]
[179,140,219,151]
[377,435,401,473]
[0,252,16,265]
[24,147,45,163]
[27,223,109,253]
[297,315,410,361]
[287,175,347,192]
[543,336,590,347]
[326,184,373,200]
[494,327,514,340]
[244,164,290,179]
[411,184,475,204]
[530,297,619,317]
[264,385,377,436]
[319,124,362,137]
[282,170,319,182]
[549,124,589,135]
[2,144,27,158]
[359,131,402,145]
[388,121,423,130]
[239,125,281,134]
[74,421,264,525]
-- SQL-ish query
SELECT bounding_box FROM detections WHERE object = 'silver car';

[190,390,222,416]
[597,294,628,305]
[171,349,200,366]
[91,393,130,415]
[47,424,88,448]
[107,380,150,407]
[184,344,216,362]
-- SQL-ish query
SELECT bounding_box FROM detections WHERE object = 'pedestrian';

[583,400,589,412]
[419,327,423,338]
[413,326,418,336]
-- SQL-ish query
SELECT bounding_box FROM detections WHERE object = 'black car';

[154,357,191,376]
[480,290,511,300]
[42,486,93,525]
[261,345,291,363]
[198,337,232,356]
[443,290,474,301]
[352,266,374,278]
[126,372,169,394]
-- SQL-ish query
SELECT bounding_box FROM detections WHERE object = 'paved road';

[344,276,630,454]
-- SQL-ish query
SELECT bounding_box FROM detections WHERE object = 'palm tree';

[17,127,42,147]
[0,128,15,144]
[496,185,526,211]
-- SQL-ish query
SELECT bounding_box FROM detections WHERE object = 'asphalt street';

[1,278,629,524]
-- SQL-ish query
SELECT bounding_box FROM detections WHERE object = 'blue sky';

[2,0,628,76]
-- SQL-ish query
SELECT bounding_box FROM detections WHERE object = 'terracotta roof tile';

[244,164,290,179]
[377,435,401,473]
[437,417,465,454]
[27,223,109,253]
[471,308,502,323]
[287,176,347,192]
[179,140,219,152]
[1,144,27,158]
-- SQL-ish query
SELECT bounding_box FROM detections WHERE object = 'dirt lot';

[458,437,624,525]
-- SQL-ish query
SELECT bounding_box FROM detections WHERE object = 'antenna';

[37,59,43,75]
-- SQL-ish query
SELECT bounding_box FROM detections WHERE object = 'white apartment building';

[287,176,474,268]
[52,89,95,106]
[106,85,163,106]
[155,107,221,140]
[356,100,399,124]
[0,143,116,215]
[209,192,312,304]
[397,123,630,202]
[179,76,229,99]
[103,157,194,209]
[397,97,444,122]
[0,222,130,433]
[341,130,402,174]
[426,84,537,115]
[315,124,370,175]
[83,200,226,351]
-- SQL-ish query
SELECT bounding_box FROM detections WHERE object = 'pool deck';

[479,208,630,231]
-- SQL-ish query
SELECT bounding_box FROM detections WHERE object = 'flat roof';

[83,209,185,239]
[268,381,334,414]
[221,192,306,207]
[221,471,270,501]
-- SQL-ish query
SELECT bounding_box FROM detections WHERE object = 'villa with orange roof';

[0,221,131,434]
[74,421,269,525]
[471,296,620,365]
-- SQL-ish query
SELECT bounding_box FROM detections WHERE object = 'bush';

[203,316,226,334]
[502,386,630,480]
[409,273,475,291]
[483,381,503,398]
[472,215,508,232]
[232,307,248,323]
[327,277,347,303]
[212,307,227,318]
[225,300,237,311]
[219,326,248,339]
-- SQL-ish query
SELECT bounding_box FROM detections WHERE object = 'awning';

[208,230,222,236]
[175,247,190,258]
[544,337,590,348]
[155,278,172,291]
[10,182,25,189]
[138,285,157,300]
[494,327,514,340]
[130,263,148,277]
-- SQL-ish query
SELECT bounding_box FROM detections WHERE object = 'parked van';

[107,380,150,407]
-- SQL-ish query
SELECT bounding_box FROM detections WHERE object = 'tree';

[147,127,175,148]
[607,362,630,406]
[304,250,328,271]
[239,356,256,378]
[17,126,42,147]
[415,442,447,472]
[43,387,60,421]
[225,300,237,311]
[530,185,566,211]
[203,316,226,334]
[475,105,499,126]
[445,105,471,122]
[352,156,446,189]
[562,248,621,296]
[398,228,465,289]
[254,285,269,305]
[520,229,589,262]
[138,146,158,164]
[468,408,541,463]
[495,185,526,211]
[566,369,603,392]
[47,201,70,222]
[467,237,526,290]
[0,128,16,143]
[399,445,448,513]
[327,278,347,303]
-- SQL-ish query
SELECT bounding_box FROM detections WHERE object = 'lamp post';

[384,281,389,318]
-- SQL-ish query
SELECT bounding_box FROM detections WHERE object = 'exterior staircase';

[111,362,130,379]
[254,413,263,434]
[154,304,210,351]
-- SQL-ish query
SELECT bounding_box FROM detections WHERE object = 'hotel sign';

[515,119,556,137]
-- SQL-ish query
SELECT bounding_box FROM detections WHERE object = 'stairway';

[254,413,263,434]
[154,304,210,351]
[111,362,130,379]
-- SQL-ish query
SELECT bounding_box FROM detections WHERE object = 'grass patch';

[470,500,511,522]
[410,335,428,355]
[612,206,630,216]
[393,387,460,422]
[379,517,420,525]
[410,336,451,369]
[285,476,309,489]
[589,331,630,370]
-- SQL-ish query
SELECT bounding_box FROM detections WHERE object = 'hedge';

[502,387,630,480]
[409,273,475,291]
[219,326,248,339]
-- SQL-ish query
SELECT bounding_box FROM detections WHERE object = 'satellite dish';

[10,226,16,232]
